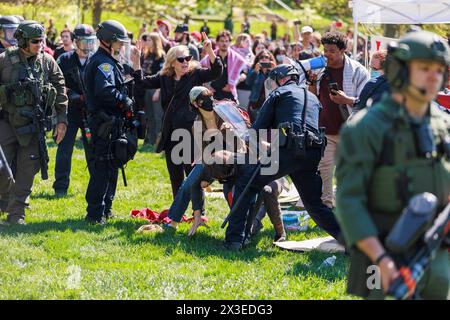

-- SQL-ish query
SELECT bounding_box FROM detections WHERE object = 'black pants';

[225,148,341,244]
[85,123,118,220]
[53,106,90,192]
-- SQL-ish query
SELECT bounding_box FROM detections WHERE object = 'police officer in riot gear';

[84,20,136,225]
[223,64,341,251]
[0,20,68,224]
[53,24,97,197]
[0,16,20,53]
[335,31,450,299]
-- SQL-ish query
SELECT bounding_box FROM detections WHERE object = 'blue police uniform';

[83,47,128,221]
[225,81,341,246]
[53,50,91,194]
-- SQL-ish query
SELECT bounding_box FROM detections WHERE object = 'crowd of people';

[0,13,449,300]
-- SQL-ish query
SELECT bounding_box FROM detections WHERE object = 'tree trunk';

[92,0,103,27]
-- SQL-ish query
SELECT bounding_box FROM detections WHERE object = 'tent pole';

[353,20,358,58]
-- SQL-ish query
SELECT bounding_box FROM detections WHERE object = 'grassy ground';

[0,137,353,300]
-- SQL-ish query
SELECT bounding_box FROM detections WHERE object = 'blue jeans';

[225,148,341,244]
[53,107,90,192]
[168,164,234,222]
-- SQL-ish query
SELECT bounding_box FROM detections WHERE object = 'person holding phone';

[307,31,369,209]
[246,50,277,122]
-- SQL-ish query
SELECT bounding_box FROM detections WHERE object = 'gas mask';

[1,25,18,46]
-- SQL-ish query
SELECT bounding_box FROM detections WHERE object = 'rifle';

[0,145,14,183]
[386,193,450,300]
[15,79,55,180]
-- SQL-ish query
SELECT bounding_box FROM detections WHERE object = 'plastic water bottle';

[318,255,337,270]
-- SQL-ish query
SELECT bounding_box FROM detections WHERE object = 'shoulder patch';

[98,63,113,78]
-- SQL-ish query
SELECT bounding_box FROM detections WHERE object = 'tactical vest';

[0,48,56,146]
[368,105,450,226]
[346,103,450,298]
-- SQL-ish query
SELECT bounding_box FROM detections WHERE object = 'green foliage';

[0,138,354,299]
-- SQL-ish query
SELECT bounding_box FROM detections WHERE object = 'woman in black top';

[140,32,166,146]
[131,32,223,198]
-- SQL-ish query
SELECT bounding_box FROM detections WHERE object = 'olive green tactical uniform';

[335,96,450,299]
[335,30,450,300]
[0,47,67,221]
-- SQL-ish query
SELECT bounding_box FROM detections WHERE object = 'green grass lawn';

[0,137,353,300]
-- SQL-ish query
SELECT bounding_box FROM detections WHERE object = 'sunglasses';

[259,55,270,59]
[176,56,193,63]
[30,38,44,44]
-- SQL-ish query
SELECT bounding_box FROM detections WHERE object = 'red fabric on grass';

[130,208,208,224]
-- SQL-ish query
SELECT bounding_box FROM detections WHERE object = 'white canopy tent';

[352,0,450,56]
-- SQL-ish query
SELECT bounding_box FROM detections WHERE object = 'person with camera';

[246,49,276,122]
[83,20,137,225]
[52,24,97,197]
[308,31,369,209]
[335,31,450,300]
[223,64,341,251]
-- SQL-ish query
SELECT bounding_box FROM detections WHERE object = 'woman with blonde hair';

[139,32,166,146]
[131,33,223,199]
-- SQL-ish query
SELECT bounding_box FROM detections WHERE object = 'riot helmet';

[14,20,45,49]
[385,31,450,92]
[96,20,130,62]
[74,24,97,55]
[0,16,20,47]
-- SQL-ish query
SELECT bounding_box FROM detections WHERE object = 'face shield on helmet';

[110,38,131,63]
[76,36,98,55]
[1,24,19,46]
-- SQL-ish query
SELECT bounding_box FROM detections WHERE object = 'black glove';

[68,92,84,106]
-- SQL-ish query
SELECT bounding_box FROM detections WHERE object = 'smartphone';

[260,62,272,69]
[329,82,339,95]
[294,20,301,26]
